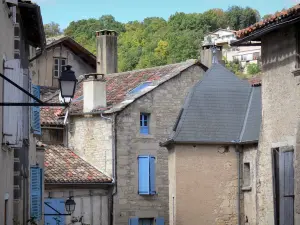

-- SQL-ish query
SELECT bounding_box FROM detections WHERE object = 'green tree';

[44,22,62,38]
[247,63,261,75]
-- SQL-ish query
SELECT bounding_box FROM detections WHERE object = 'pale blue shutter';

[156,217,164,225]
[140,114,149,134]
[30,167,42,220]
[31,85,41,135]
[45,198,65,225]
[150,156,156,194]
[138,156,150,195]
[129,218,139,225]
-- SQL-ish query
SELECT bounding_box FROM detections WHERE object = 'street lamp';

[0,65,78,106]
[65,196,76,215]
[59,65,78,99]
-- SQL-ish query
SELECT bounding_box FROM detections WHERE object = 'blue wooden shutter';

[31,84,41,135]
[156,217,164,225]
[140,113,149,134]
[129,218,139,225]
[150,156,156,194]
[30,167,42,221]
[138,156,150,194]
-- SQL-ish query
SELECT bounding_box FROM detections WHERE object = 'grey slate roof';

[168,63,261,144]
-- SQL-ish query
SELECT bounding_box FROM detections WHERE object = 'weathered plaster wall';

[173,144,238,225]
[168,148,176,225]
[0,3,15,225]
[258,25,299,225]
[33,45,94,87]
[68,115,113,177]
[44,188,109,225]
[114,65,205,225]
[242,145,258,225]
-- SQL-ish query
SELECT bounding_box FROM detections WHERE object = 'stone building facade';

[232,4,300,225]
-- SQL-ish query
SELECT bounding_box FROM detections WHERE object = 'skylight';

[128,82,152,95]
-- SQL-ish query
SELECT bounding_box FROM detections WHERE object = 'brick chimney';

[96,30,118,74]
[83,30,118,112]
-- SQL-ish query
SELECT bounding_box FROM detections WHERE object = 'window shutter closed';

[279,150,294,225]
[138,156,150,195]
[30,167,42,221]
[3,59,23,147]
[156,218,164,225]
[150,156,156,194]
[31,84,41,135]
[129,218,139,225]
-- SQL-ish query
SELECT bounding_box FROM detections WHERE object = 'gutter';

[160,139,258,147]
[235,144,242,225]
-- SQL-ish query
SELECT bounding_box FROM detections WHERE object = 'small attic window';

[128,82,152,95]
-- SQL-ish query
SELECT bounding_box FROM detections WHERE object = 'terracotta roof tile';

[41,107,64,126]
[44,144,112,184]
[68,60,200,114]
[236,4,300,39]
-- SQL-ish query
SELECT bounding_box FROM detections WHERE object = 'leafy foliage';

[44,22,62,38]
[247,63,261,75]
[61,6,260,72]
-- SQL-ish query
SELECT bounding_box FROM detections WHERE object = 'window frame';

[53,57,67,78]
[140,113,150,135]
[242,162,251,190]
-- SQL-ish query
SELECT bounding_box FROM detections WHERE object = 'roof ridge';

[106,59,198,77]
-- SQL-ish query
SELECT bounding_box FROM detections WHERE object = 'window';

[138,155,156,195]
[4,199,8,225]
[129,82,152,95]
[140,113,150,134]
[243,162,251,187]
[53,58,66,78]
[253,52,260,60]
[129,218,164,225]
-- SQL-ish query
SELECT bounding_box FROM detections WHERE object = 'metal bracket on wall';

[0,72,68,107]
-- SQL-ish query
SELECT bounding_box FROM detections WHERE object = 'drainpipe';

[235,144,242,225]
[101,112,117,225]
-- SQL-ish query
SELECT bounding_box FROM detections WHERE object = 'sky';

[36,0,300,29]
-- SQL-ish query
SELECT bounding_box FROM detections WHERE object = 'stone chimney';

[83,30,118,112]
[96,30,118,74]
[83,74,106,112]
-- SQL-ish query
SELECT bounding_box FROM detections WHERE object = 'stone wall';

[114,65,205,225]
[0,3,16,225]
[258,25,299,225]
[68,115,113,177]
[172,144,238,225]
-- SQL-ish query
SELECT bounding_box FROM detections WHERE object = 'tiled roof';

[236,4,300,39]
[69,60,205,114]
[41,107,64,126]
[44,144,112,184]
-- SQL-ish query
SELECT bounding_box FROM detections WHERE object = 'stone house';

[0,1,46,225]
[42,142,113,225]
[32,36,96,88]
[161,62,262,225]
[202,28,261,71]
[231,3,300,225]
[40,30,208,225]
